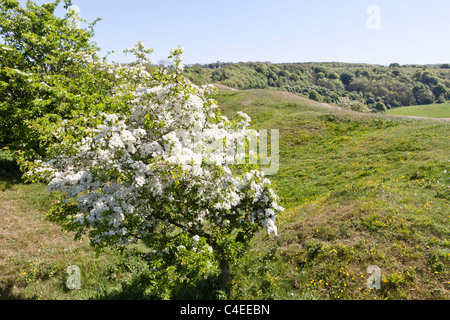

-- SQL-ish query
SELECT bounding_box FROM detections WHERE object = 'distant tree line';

[185,61,450,112]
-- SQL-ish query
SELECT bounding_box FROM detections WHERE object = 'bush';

[413,85,434,105]
[328,72,339,80]
[316,72,325,80]
[432,84,448,100]
[309,90,322,102]
[340,72,354,86]
[337,97,371,113]
[375,101,387,112]
[421,72,439,86]
[314,66,328,75]
[436,96,446,104]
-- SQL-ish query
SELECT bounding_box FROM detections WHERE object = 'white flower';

[121,130,136,143]
[103,113,119,123]
[133,129,147,138]
[193,235,200,242]
[135,175,146,188]
[109,133,124,149]
[263,218,278,236]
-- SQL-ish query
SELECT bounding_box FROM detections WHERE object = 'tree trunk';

[214,245,231,291]
[220,257,231,285]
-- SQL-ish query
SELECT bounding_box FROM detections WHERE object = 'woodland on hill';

[185,61,450,112]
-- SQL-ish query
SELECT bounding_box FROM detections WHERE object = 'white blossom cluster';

[30,75,283,249]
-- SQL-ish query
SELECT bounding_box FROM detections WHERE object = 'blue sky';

[20,0,450,65]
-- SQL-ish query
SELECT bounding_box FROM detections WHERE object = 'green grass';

[1,88,449,300]
[386,103,450,118]
[214,89,450,300]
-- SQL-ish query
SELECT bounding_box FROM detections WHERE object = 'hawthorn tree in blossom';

[23,42,283,292]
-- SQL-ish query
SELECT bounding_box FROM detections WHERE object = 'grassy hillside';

[386,103,450,118]
[215,88,450,300]
[1,87,449,300]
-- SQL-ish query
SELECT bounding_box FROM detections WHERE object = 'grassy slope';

[0,88,449,300]
[214,88,449,300]
[386,103,450,119]
[0,153,128,300]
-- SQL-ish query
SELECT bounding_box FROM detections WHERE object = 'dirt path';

[212,83,237,91]
[274,90,342,111]
[270,91,450,121]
